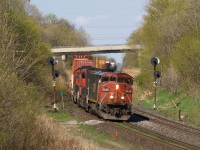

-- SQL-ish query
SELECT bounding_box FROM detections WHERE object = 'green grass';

[46,111,73,121]
[79,124,136,150]
[79,124,115,148]
[45,104,136,149]
[133,89,200,126]
[45,101,75,121]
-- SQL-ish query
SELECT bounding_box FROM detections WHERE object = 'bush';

[162,65,180,94]
[0,71,44,149]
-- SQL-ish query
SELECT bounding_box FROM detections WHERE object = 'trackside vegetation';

[46,104,137,150]
[133,89,200,126]
[0,0,91,149]
[125,0,200,126]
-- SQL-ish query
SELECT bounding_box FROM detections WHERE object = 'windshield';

[110,76,116,81]
[125,78,133,85]
[101,76,133,85]
[118,77,133,85]
[102,76,109,82]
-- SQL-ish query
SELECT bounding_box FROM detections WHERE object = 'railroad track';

[115,122,200,150]
[61,99,200,149]
[131,105,200,149]
[133,105,200,136]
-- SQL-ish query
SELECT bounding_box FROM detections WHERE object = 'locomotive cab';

[98,73,133,119]
[99,73,133,104]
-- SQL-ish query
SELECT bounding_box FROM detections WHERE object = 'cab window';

[110,76,116,81]
[81,72,85,78]
[125,78,133,85]
[118,77,125,83]
[102,76,109,82]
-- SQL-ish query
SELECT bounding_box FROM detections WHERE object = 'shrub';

[162,65,180,94]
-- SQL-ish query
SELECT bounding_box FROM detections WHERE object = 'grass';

[46,102,74,121]
[45,104,136,150]
[79,124,118,149]
[133,88,200,126]
[79,123,138,150]
[46,111,72,121]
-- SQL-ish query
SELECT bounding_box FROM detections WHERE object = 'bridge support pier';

[61,55,66,61]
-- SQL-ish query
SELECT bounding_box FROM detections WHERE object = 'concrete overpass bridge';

[51,44,142,55]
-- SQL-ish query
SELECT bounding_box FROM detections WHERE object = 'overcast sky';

[30,0,148,46]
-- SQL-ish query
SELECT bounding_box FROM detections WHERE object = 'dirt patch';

[122,68,141,78]
[105,140,125,149]
[80,120,105,125]
[59,120,79,128]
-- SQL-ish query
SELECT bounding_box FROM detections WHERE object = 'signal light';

[48,57,58,65]
[48,57,54,65]
[150,57,161,110]
[150,57,160,66]
[154,71,161,79]
[48,57,59,78]
[52,70,60,78]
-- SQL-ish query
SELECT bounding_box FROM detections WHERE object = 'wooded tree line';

[126,0,200,93]
[0,0,90,149]
[27,1,90,47]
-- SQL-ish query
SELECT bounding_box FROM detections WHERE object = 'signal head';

[150,57,160,66]
[52,70,60,78]
[48,57,58,65]
[154,71,161,79]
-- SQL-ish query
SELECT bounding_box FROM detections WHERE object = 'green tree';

[0,0,51,148]
[127,0,200,90]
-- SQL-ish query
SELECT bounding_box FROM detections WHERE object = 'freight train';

[70,55,133,120]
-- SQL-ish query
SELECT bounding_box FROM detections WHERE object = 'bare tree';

[162,65,180,94]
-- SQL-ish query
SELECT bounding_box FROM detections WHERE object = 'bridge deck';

[51,45,142,54]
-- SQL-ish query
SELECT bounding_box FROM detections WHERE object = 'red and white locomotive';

[71,65,133,120]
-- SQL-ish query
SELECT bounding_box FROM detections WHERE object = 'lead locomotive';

[71,66,133,120]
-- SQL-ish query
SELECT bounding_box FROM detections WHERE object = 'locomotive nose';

[113,84,126,103]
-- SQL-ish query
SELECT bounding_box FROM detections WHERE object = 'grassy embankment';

[132,88,200,127]
[123,65,200,127]
[46,102,137,150]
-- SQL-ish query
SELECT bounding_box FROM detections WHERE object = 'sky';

[30,0,148,64]
[30,0,148,46]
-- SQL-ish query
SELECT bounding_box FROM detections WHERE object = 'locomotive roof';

[104,72,133,78]
[75,66,93,71]
[79,66,93,70]
[90,70,133,78]
[91,70,106,76]
[75,66,133,78]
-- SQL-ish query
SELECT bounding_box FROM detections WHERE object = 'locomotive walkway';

[51,44,142,55]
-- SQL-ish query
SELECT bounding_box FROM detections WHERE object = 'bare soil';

[122,68,141,78]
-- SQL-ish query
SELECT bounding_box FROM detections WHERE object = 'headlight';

[110,95,114,99]
[102,87,109,92]
[121,96,124,99]
[125,89,132,94]
[116,84,119,90]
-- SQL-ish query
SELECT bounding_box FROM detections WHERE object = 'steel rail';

[114,122,200,150]
[133,106,200,137]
